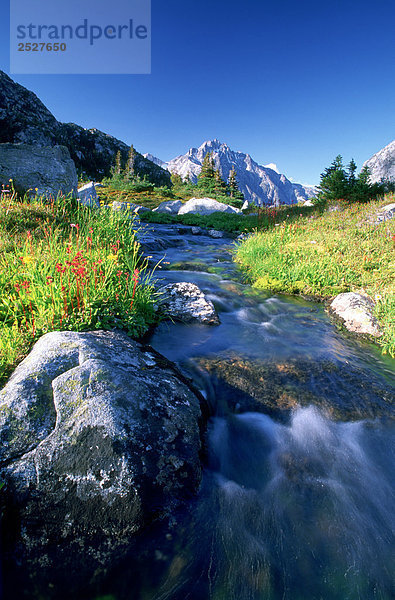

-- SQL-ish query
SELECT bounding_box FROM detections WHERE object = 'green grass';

[139,202,323,233]
[0,189,160,386]
[235,196,395,356]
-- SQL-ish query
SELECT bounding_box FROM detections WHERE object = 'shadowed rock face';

[0,143,78,197]
[0,71,171,184]
[0,330,202,591]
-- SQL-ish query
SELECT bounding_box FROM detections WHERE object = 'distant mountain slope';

[0,71,170,185]
[146,139,316,206]
[363,140,395,183]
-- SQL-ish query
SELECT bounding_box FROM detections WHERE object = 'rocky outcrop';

[363,139,395,184]
[330,292,382,337]
[0,71,170,184]
[159,282,220,325]
[149,139,317,206]
[0,143,77,197]
[178,197,241,215]
[57,122,171,184]
[0,330,202,589]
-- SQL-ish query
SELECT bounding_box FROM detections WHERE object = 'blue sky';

[1,0,394,185]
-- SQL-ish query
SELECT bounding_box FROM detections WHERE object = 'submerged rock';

[330,292,381,337]
[208,229,224,238]
[159,282,220,325]
[0,330,202,591]
[194,354,394,421]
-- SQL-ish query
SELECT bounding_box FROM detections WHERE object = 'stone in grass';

[178,197,241,215]
[159,282,220,325]
[374,203,395,224]
[77,181,100,208]
[0,330,202,590]
[330,292,382,337]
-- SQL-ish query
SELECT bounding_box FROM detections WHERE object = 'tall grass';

[235,196,395,356]
[0,189,159,386]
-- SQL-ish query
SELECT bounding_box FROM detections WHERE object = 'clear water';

[137,224,394,600]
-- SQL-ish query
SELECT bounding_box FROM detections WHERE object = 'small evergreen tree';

[227,167,244,202]
[113,150,122,176]
[170,172,183,187]
[198,152,216,191]
[348,158,357,186]
[213,168,228,196]
[124,144,136,181]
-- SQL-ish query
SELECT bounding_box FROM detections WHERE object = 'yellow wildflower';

[20,255,34,265]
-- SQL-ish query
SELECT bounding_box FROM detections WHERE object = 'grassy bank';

[0,188,159,386]
[235,196,395,356]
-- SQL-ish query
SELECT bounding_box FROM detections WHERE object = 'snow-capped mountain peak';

[145,140,316,205]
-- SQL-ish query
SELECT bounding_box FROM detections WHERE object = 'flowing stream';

[98,223,395,600]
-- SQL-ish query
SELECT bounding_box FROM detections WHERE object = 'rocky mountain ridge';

[0,71,170,185]
[363,139,395,184]
[145,139,317,206]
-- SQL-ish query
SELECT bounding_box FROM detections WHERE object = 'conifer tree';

[213,168,228,195]
[124,144,136,180]
[170,172,183,187]
[115,150,121,175]
[228,167,244,201]
[198,152,216,189]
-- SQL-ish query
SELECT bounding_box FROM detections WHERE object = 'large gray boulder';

[330,292,382,337]
[178,197,241,215]
[153,199,183,214]
[0,330,202,586]
[0,143,77,197]
[159,282,220,325]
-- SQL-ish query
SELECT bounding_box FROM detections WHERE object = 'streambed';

[113,224,394,600]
